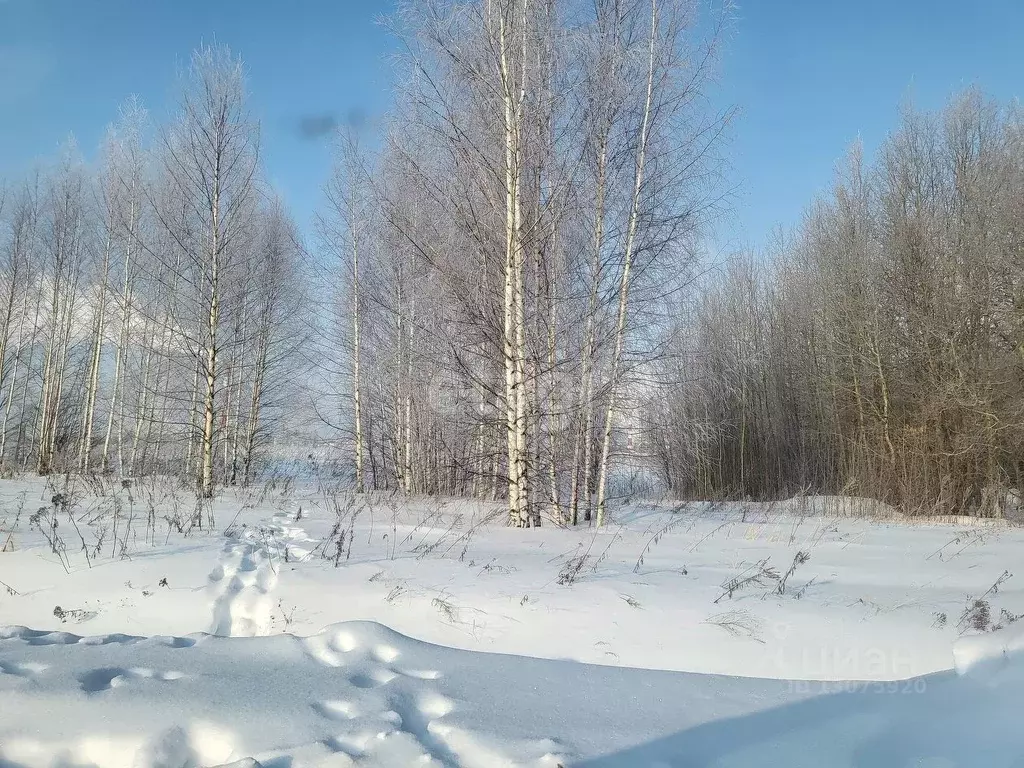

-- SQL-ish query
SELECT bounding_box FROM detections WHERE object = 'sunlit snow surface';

[1,479,1022,766]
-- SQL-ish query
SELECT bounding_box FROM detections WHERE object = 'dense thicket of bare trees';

[0,47,305,493]
[318,0,729,525]
[646,91,1024,517]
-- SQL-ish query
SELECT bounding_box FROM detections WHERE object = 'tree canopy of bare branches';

[645,91,1024,518]
[0,46,307,493]
[316,0,730,525]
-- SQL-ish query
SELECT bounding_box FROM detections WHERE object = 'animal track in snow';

[383,690,461,766]
[323,733,370,759]
[13,629,79,645]
[395,667,443,680]
[0,620,519,768]
[331,630,359,653]
[371,644,400,663]
[347,668,398,689]
[313,699,361,721]
[78,633,145,646]
[78,666,184,692]
[155,635,198,649]
[301,629,364,667]
[303,634,345,667]
[0,660,48,677]
[417,692,455,719]
[0,626,193,648]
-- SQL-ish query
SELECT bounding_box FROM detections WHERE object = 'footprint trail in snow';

[207,508,311,637]
[302,627,470,766]
[0,621,572,768]
[208,539,277,637]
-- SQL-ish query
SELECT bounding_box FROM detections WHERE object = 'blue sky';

[1,0,1022,248]
[0,0,394,235]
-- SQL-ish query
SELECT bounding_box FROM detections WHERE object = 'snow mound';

[953,621,1024,682]
[4,619,1024,767]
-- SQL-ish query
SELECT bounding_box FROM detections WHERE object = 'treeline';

[647,91,1024,517]
[0,48,306,494]
[7,3,1010,522]
[317,0,729,525]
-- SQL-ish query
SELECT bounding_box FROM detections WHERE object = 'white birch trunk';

[595,0,658,527]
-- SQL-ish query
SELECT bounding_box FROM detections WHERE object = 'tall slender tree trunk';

[402,306,414,494]
[0,297,28,463]
[498,0,530,526]
[101,305,129,474]
[352,234,365,493]
[201,287,218,498]
[184,352,201,477]
[36,271,61,474]
[200,181,222,498]
[242,330,269,487]
[573,138,607,525]
[596,0,658,526]
[80,234,111,471]
[15,279,43,467]
[0,253,21,424]
[131,323,155,475]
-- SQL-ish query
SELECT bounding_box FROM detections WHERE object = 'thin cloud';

[297,114,339,140]
[296,108,369,141]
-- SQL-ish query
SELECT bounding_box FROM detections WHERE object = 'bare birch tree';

[155,46,260,497]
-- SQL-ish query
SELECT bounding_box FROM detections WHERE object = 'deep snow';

[1,478,1023,766]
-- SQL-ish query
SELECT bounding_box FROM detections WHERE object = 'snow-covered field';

[2,477,1023,767]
